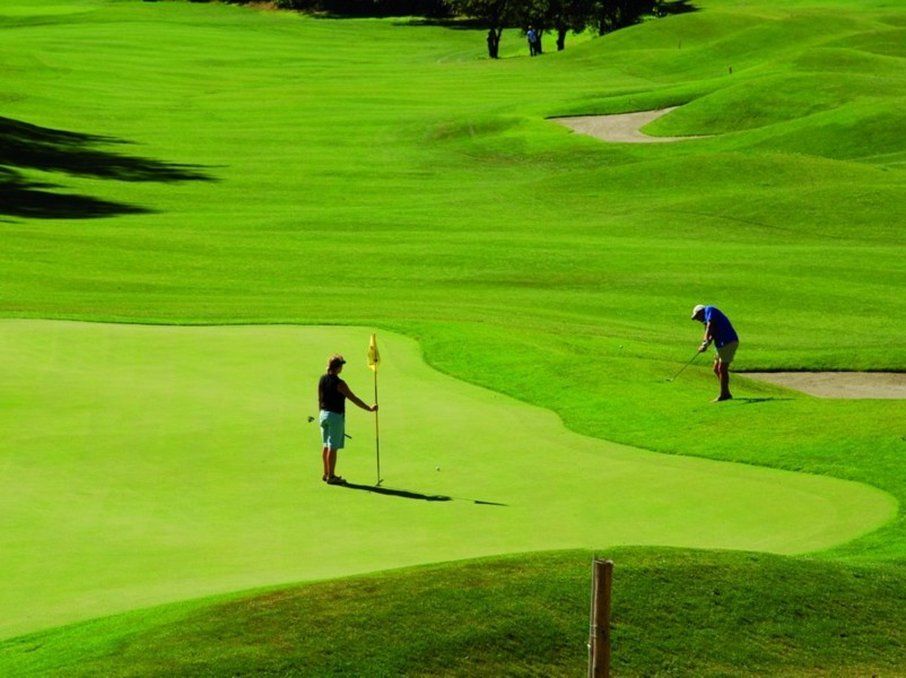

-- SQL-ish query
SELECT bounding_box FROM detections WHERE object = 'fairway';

[0,320,895,638]
[1,0,904,672]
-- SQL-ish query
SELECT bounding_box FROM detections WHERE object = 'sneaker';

[326,475,347,485]
[322,474,328,482]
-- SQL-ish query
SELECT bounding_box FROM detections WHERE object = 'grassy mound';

[2,549,903,676]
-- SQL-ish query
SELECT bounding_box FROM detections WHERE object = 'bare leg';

[716,361,732,401]
[322,446,330,480]
[327,448,338,478]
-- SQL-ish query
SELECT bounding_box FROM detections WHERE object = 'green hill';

[2,549,904,676]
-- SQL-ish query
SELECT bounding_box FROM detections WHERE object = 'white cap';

[691,304,705,319]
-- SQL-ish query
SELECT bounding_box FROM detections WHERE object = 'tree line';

[208,0,693,59]
[450,0,692,58]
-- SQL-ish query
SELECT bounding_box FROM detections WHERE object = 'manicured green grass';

[2,549,904,676]
[0,320,893,639]
[0,0,904,672]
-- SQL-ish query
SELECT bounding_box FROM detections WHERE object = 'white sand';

[552,107,705,143]
[743,372,906,399]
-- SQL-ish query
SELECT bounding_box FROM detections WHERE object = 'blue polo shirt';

[704,306,738,348]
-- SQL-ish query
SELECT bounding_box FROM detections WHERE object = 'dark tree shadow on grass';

[339,481,507,506]
[0,116,215,220]
[0,170,152,219]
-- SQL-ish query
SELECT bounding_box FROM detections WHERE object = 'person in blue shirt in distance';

[691,304,739,402]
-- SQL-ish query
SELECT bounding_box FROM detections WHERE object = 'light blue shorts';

[319,410,345,450]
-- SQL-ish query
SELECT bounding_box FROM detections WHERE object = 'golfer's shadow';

[340,482,506,506]
[734,397,793,404]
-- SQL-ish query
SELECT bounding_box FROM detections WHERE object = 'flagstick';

[374,366,381,486]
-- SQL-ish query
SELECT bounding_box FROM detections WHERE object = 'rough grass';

[2,549,904,676]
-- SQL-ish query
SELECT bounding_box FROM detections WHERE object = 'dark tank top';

[319,374,346,414]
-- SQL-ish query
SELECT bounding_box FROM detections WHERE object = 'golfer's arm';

[338,383,372,411]
[702,321,713,344]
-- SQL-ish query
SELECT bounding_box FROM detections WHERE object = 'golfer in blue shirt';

[691,304,739,401]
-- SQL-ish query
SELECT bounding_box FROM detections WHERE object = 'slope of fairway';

[0,0,904,667]
[3,549,904,676]
[0,320,895,639]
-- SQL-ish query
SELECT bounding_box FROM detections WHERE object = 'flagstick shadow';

[338,482,506,506]
[339,482,450,501]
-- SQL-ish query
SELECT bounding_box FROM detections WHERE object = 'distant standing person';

[527,27,537,56]
[318,354,378,485]
[691,304,739,402]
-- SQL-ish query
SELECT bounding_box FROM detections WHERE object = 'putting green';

[0,320,895,639]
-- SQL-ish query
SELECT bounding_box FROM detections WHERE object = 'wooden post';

[588,558,613,678]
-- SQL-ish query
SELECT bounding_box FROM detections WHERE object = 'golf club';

[307,415,351,439]
[666,350,701,382]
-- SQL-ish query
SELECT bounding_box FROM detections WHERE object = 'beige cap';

[691,304,706,319]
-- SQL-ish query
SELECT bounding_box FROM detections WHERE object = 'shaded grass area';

[0,168,151,219]
[2,548,903,676]
[0,115,213,219]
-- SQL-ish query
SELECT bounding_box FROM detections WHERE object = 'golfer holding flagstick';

[318,353,377,485]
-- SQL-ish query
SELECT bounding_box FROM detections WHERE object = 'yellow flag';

[367,333,380,371]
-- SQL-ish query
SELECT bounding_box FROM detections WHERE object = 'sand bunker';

[744,372,906,399]
[552,107,705,143]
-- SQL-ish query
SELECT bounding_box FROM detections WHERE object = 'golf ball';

[436,466,441,471]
